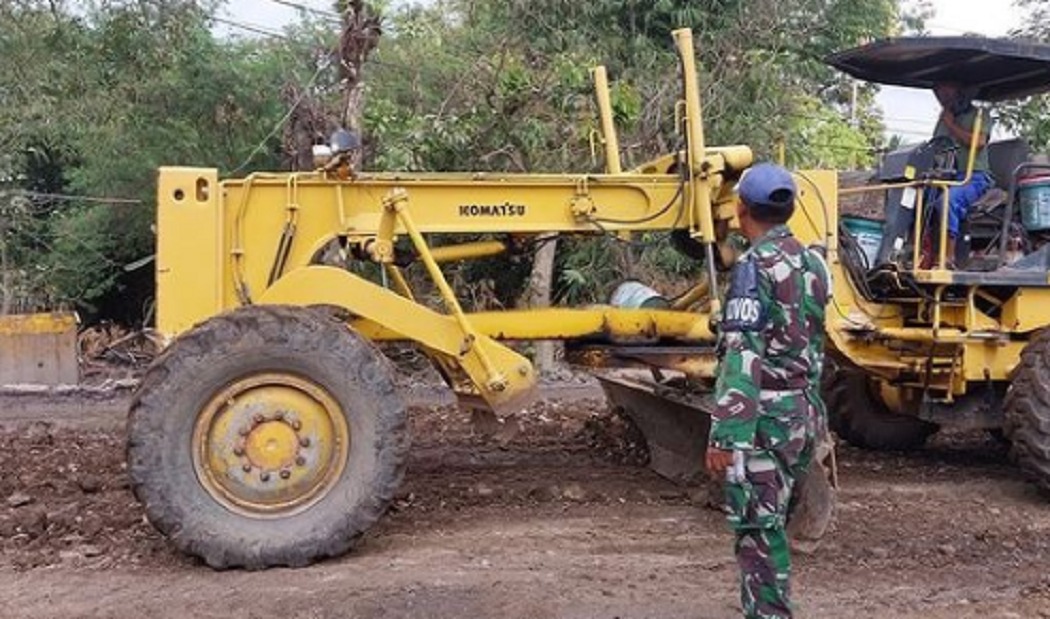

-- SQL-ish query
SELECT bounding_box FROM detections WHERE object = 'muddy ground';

[0,388,1049,619]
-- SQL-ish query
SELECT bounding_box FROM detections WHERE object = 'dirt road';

[1,392,1048,619]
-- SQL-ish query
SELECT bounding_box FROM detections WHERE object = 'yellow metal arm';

[592,66,623,174]
[384,188,507,392]
[259,265,535,413]
[673,28,722,315]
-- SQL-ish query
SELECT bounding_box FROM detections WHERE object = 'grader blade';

[598,374,837,547]
[597,374,712,484]
[787,439,837,553]
[787,461,837,552]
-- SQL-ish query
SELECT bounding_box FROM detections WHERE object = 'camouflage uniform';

[711,224,829,619]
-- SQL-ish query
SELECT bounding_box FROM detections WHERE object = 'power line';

[265,0,342,22]
[883,127,935,138]
[7,221,120,268]
[212,15,290,39]
[230,57,334,174]
[926,22,980,36]
[882,114,940,125]
[882,117,938,128]
[4,190,143,205]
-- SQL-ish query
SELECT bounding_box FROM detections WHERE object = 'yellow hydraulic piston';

[673,28,721,314]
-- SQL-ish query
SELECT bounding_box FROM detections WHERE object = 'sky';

[878,0,1025,141]
[222,0,1027,141]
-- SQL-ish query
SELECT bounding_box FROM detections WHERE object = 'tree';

[1002,0,1050,151]
[0,0,310,319]
[0,0,920,322]
[362,0,911,308]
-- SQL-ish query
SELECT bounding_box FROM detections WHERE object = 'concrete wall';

[0,313,79,386]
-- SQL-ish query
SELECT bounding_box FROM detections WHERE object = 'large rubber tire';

[823,365,936,451]
[1003,329,1050,494]
[128,305,409,569]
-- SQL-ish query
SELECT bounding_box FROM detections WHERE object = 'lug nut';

[233,446,245,457]
[290,420,302,431]
[242,463,252,473]
[253,413,265,424]
[275,411,285,421]
[239,427,251,437]
[295,456,307,467]
[299,437,311,448]
[260,472,271,482]
[279,469,291,480]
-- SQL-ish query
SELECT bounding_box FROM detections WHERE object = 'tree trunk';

[342,82,367,170]
[337,0,382,171]
[522,238,559,372]
[281,83,331,172]
[0,209,9,316]
[279,1,381,173]
[0,234,9,316]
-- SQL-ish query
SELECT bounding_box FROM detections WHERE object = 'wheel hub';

[192,373,349,517]
[244,419,299,471]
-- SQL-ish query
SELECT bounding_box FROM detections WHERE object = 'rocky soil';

[0,392,1048,618]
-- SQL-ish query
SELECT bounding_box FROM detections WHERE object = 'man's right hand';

[705,447,734,477]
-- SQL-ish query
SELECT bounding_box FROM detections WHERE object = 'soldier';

[705,163,830,619]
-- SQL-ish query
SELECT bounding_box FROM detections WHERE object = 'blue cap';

[737,163,796,210]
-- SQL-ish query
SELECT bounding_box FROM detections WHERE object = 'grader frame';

[156,28,762,415]
[133,29,1050,570]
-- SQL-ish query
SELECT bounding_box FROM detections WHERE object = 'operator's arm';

[940,109,989,148]
[710,257,769,451]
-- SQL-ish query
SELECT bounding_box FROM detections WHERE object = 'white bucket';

[609,281,670,309]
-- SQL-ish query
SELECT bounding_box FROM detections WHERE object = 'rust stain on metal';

[565,344,718,378]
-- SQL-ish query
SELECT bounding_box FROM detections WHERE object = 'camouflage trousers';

[724,393,817,619]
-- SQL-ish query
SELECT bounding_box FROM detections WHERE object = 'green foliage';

[364,0,904,173]
[787,96,877,169]
[0,0,915,316]
[0,0,304,317]
[361,0,905,303]
[1001,0,1050,152]
[553,237,625,306]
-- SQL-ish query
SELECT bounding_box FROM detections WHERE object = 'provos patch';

[722,257,766,332]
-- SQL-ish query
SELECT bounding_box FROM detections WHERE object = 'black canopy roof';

[827,37,1050,101]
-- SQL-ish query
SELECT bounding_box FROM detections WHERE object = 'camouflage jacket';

[709,225,830,451]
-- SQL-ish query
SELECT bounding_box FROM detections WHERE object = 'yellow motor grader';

[131,30,1050,569]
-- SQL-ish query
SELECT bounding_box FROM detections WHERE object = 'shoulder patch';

[722,257,766,332]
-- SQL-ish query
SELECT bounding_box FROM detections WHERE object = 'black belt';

[762,377,809,390]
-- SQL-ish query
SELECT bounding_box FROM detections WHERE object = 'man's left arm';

[709,258,770,453]
[941,109,990,148]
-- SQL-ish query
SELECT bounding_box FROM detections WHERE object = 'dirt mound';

[0,396,677,572]
[0,422,175,570]
[78,325,160,386]
[2,396,1050,618]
